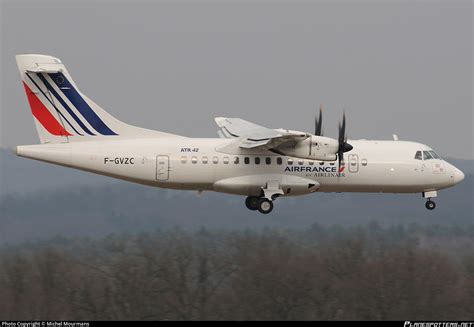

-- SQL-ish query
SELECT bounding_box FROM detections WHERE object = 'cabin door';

[156,155,169,181]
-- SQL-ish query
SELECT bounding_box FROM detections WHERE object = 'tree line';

[0,223,473,320]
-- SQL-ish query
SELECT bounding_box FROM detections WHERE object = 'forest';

[1,223,473,321]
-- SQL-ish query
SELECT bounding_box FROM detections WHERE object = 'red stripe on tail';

[22,82,72,136]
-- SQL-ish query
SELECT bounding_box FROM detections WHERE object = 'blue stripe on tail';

[37,74,95,136]
[48,72,117,136]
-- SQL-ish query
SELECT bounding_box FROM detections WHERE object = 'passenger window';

[191,156,198,164]
[255,157,260,165]
[319,161,324,165]
[202,156,208,164]
[223,157,229,164]
[212,156,218,164]
[288,158,294,165]
[277,158,283,165]
[234,157,239,164]
[265,157,271,165]
[361,159,368,166]
[298,159,304,165]
[423,151,433,160]
[244,157,250,164]
[308,160,314,166]
[329,161,335,166]
[414,151,422,160]
[180,156,187,164]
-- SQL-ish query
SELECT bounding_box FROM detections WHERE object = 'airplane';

[14,54,465,214]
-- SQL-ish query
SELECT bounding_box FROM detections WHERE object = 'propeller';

[315,105,323,136]
[337,112,353,173]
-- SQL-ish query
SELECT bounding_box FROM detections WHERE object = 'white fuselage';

[16,137,464,198]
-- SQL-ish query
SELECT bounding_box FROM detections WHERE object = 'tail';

[16,54,180,144]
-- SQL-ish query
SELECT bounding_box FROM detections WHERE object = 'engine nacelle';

[275,135,338,161]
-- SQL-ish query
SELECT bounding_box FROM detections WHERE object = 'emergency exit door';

[156,155,169,181]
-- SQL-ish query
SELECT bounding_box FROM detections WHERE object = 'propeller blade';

[338,153,344,174]
[341,112,346,142]
[315,105,323,136]
[337,111,352,174]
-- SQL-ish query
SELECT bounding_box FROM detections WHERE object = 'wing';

[215,117,309,149]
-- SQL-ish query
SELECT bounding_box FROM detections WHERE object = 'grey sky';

[1,0,472,159]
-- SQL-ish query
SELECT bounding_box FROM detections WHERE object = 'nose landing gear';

[425,199,436,210]
[422,191,437,211]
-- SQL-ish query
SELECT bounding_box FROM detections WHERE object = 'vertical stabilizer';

[16,54,181,144]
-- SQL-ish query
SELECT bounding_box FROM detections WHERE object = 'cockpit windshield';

[423,151,433,160]
[429,151,440,159]
[414,150,441,160]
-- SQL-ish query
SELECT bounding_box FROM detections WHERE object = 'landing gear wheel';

[257,198,273,214]
[425,200,436,210]
[245,196,260,211]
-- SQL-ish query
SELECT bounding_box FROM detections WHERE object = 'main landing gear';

[245,182,283,214]
[422,191,437,211]
[245,196,274,214]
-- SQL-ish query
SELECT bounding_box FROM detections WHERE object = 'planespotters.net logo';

[404,322,474,327]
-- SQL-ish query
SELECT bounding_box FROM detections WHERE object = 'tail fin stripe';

[22,82,72,136]
[48,72,117,136]
[26,73,84,136]
[36,73,95,136]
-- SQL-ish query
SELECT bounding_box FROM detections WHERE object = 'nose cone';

[453,169,465,184]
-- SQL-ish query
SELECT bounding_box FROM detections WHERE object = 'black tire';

[425,200,436,210]
[257,198,273,214]
[245,196,260,211]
